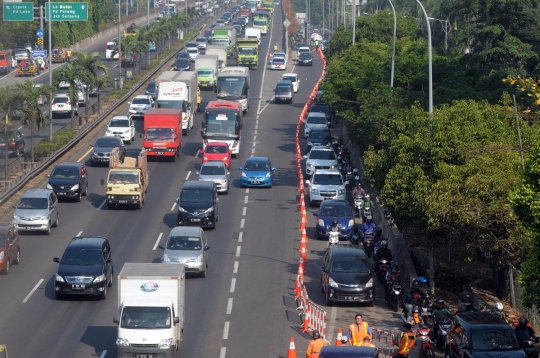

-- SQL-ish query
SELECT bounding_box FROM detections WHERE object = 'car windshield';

[166,236,202,250]
[310,150,335,160]
[276,85,291,92]
[311,105,330,113]
[109,119,130,127]
[282,76,296,82]
[307,116,327,124]
[254,19,267,26]
[132,98,150,105]
[272,58,284,64]
[471,329,520,351]
[213,38,228,45]
[312,174,343,185]
[53,97,69,103]
[187,47,198,53]
[108,171,139,184]
[309,131,330,140]
[205,145,228,154]
[239,47,256,55]
[331,257,370,273]
[176,59,189,66]
[146,82,156,91]
[216,77,248,99]
[180,189,213,203]
[51,167,79,179]
[321,204,351,217]
[121,306,171,329]
[177,52,189,59]
[17,197,48,209]
[60,248,102,266]
[95,138,120,147]
[244,160,270,171]
[200,165,226,175]
[196,38,206,43]
[145,128,176,141]
[198,69,213,76]
[299,53,312,59]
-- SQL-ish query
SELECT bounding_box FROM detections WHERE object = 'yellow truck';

[236,38,259,69]
[124,23,139,37]
[16,59,38,76]
[51,47,70,63]
[197,86,202,110]
[104,148,148,209]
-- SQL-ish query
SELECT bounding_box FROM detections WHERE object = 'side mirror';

[173,316,180,324]
[158,245,165,250]
[174,197,179,203]
[113,317,120,324]
[302,155,307,159]
[216,198,219,202]
[46,174,50,178]
[204,245,210,250]
[313,212,318,217]
[271,167,276,171]
[238,166,243,170]
[100,179,105,185]
[305,180,310,185]
[53,257,60,263]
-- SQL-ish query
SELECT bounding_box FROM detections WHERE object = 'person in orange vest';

[395,323,416,358]
[306,330,327,358]
[347,314,373,346]
[360,336,376,348]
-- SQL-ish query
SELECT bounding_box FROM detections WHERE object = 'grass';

[31,129,79,162]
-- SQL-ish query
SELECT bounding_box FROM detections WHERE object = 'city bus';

[202,101,243,156]
[216,67,250,114]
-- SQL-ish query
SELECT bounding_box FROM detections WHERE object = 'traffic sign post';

[36,29,44,37]
[3,2,34,21]
[31,50,47,58]
[45,2,88,21]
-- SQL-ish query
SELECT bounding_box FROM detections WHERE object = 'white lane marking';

[251,147,255,154]
[195,149,200,158]
[22,279,44,303]
[240,218,245,229]
[219,347,226,358]
[253,135,257,141]
[185,171,191,180]
[99,350,107,358]
[226,297,233,314]
[97,200,106,210]
[244,195,248,204]
[76,231,83,237]
[153,233,163,250]
[236,246,241,257]
[254,129,258,135]
[257,13,275,115]
[246,188,249,194]
[258,100,272,115]
[255,124,258,130]
[230,278,236,292]
[242,207,247,216]
[326,306,338,344]
[171,202,177,211]
[223,321,230,339]
[238,232,243,243]
[233,261,238,273]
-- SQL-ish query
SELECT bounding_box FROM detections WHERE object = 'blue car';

[238,157,276,188]
[149,42,157,52]
[313,200,357,239]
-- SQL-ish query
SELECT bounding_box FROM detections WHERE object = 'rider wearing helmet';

[375,240,393,262]
[352,183,365,199]
[373,227,385,244]
[515,316,539,347]
[273,43,278,51]
[432,297,452,321]
[347,224,362,244]
[361,215,376,235]
[404,279,428,316]
[457,290,479,312]
[327,219,340,234]
[492,302,506,321]
[361,194,374,222]
[385,261,404,299]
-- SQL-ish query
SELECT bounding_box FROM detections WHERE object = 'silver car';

[305,169,347,206]
[303,147,338,177]
[197,161,229,194]
[304,112,328,138]
[159,226,210,277]
[128,95,154,120]
[12,189,59,235]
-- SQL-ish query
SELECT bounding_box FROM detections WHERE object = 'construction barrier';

[372,328,398,346]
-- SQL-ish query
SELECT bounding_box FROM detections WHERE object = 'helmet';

[381,240,388,248]
[418,276,428,285]
[519,316,528,326]
[413,306,420,314]
[353,225,360,232]
[462,291,471,302]
[436,297,445,309]
[376,227,382,236]
[353,168,359,174]
[332,219,338,227]
[412,279,420,288]
[312,330,321,339]
[365,194,370,200]
[357,184,362,190]
[494,302,503,313]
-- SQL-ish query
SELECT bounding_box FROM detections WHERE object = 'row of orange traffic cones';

[286,328,345,358]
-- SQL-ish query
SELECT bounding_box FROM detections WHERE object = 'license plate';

[57,192,66,195]
[192,218,201,222]
[137,355,153,358]
[72,284,85,289]
[251,181,260,184]
[118,200,127,204]
[344,296,357,301]
[155,152,164,155]
[58,104,64,107]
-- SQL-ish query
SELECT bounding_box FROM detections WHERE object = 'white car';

[105,115,136,143]
[34,84,48,105]
[270,57,286,70]
[128,94,154,119]
[58,79,83,90]
[273,51,287,61]
[303,146,338,177]
[51,94,78,119]
[77,89,86,107]
[196,37,208,50]
[281,73,299,93]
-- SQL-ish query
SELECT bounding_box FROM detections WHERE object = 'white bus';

[105,41,119,60]
[216,67,250,114]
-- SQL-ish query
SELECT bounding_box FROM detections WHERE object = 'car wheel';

[325,292,332,306]
[4,260,9,274]
[46,223,51,235]
[76,191,82,202]
[201,268,207,278]
[101,285,107,300]
[14,250,20,265]
[138,200,143,209]
[108,270,113,287]
[54,214,59,227]
[83,183,88,196]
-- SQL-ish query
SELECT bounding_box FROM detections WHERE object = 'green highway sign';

[45,2,88,21]
[3,2,34,21]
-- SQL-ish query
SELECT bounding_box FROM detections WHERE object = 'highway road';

[0,5,405,358]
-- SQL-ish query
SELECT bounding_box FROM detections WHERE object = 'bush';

[31,129,78,162]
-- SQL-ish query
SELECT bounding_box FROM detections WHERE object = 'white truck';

[156,71,196,134]
[195,55,219,90]
[114,263,185,358]
[245,27,261,45]
[206,45,228,71]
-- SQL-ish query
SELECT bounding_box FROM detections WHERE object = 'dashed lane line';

[236,246,241,257]
[99,350,107,358]
[171,202,177,211]
[233,261,238,273]
[76,231,83,237]
[240,218,245,229]
[219,347,226,358]
[152,233,163,250]
[223,321,230,339]
[22,279,44,303]
[185,171,191,180]
[226,298,233,314]
[97,200,106,210]
[242,207,246,216]
[238,232,243,243]
[244,195,248,204]
[230,278,236,293]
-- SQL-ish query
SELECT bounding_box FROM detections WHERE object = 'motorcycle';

[434,316,451,349]
[378,258,390,284]
[415,325,435,358]
[364,231,374,257]
[328,229,340,247]
[362,203,372,223]
[387,280,404,312]
[353,195,363,215]
[522,340,539,358]
[349,232,361,245]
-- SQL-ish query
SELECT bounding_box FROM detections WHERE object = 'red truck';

[239,7,251,18]
[143,108,183,160]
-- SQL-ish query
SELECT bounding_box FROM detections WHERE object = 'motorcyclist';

[404,279,428,317]
[515,316,539,355]
[457,290,479,312]
[315,39,319,49]
[327,219,341,235]
[273,43,278,51]
[385,262,404,300]
[351,183,365,199]
[361,194,374,222]
[375,240,393,262]
[361,216,376,253]
[373,227,385,245]
[492,302,507,321]
[431,297,452,345]
[347,224,362,245]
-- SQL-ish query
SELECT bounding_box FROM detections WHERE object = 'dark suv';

[321,244,374,306]
[175,181,219,229]
[53,236,113,300]
[0,129,25,157]
[445,312,526,358]
[47,162,88,202]
[309,102,334,124]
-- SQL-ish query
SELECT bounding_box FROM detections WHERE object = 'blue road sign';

[36,29,44,37]
[31,50,48,58]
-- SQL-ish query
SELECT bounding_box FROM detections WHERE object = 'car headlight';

[195,254,203,262]
[311,188,318,195]
[116,338,129,346]
[331,165,336,169]
[348,219,354,227]
[71,184,79,191]
[202,206,214,213]
[0,252,4,260]
[56,274,65,282]
[106,129,112,134]
[93,274,106,283]
[124,129,130,133]
[223,156,228,161]
[318,219,324,227]
[221,178,227,183]
[307,163,314,168]
[159,338,175,349]
[365,278,374,288]
[47,183,53,189]
[162,253,170,262]
[241,172,247,178]
[203,156,208,160]
[265,172,271,178]
[12,214,18,219]
[338,189,345,195]
[92,151,98,156]
[178,206,187,212]
[329,277,339,288]
[129,109,137,113]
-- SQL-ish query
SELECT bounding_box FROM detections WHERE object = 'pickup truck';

[104,148,148,209]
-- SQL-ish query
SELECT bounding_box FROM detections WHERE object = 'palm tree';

[92,75,112,111]
[52,63,85,128]
[14,80,54,162]
[0,86,22,178]
[71,52,108,122]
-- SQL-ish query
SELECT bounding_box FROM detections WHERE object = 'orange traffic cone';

[300,199,306,212]
[335,328,343,346]
[299,214,307,232]
[299,241,308,262]
[287,337,297,358]
[297,260,305,282]
[294,274,301,298]
[300,231,309,244]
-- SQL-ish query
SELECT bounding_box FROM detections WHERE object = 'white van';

[105,41,119,60]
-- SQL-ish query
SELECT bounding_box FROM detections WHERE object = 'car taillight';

[52,102,56,105]
[66,101,71,105]
[10,142,16,147]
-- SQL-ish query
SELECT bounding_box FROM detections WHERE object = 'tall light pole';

[48,0,53,140]
[118,0,122,88]
[148,0,150,27]
[351,0,355,44]
[388,0,396,87]
[416,0,433,123]
[322,0,324,40]
[428,17,450,52]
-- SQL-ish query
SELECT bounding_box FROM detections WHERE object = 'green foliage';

[32,129,78,162]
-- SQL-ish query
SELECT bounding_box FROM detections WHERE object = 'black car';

[145,80,157,100]
[274,80,294,104]
[174,57,190,71]
[121,53,137,67]
[175,181,219,229]
[321,244,374,306]
[307,129,332,153]
[310,102,334,123]
[204,29,213,40]
[0,128,25,157]
[53,236,113,300]
[233,20,245,30]
[297,52,313,66]
[47,162,88,202]
[445,312,525,358]
[233,24,243,35]
[90,136,126,167]
[176,51,190,60]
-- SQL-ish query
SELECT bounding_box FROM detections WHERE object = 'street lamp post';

[118,0,122,88]
[428,17,450,52]
[416,0,433,123]
[388,0,396,87]
[352,0,355,44]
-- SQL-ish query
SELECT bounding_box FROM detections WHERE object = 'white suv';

[305,169,347,206]
[303,147,338,177]
[105,115,136,144]
[128,95,154,120]
[51,94,78,119]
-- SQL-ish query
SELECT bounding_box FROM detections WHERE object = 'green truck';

[212,26,237,58]
[236,38,259,69]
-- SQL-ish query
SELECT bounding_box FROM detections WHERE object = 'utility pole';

[48,2,53,140]
[118,0,122,88]
[352,0,355,43]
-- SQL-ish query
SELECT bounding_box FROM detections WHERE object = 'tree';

[14,80,55,162]
[71,51,108,122]
[92,74,112,110]
[52,63,85,128]
[0,86,22,178]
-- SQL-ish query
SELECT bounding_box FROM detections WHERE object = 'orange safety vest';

[360,341,376,348]
[398,333,416,354]
[349,322,371,346]
[306,338,327,358]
